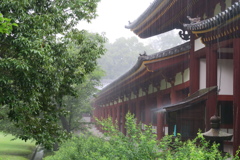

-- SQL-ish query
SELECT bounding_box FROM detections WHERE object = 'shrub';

[45,112,239,160]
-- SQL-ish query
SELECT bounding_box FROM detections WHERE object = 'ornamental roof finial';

[187,16,201,24]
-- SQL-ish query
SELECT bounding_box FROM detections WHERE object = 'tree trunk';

[60,115,70,133]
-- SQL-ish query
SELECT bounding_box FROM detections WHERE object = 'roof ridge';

[125,0,167,29]
[184,2,240,31]
[98,42,190,95]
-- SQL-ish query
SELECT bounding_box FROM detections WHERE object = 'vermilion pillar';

[145,96,153,125]
[108,106,112,118]
[105,107,107,118]
[145,104,151,125]
[233,38,240,155]
[122,103,127,135]
[170,83,177,104]
[112,105,116,124]
[157,93,164,140]
[136,100,141,124]
[206,45,217,130]
[116,105,121,131]
[189,36,199,94]
[103,108,105,119]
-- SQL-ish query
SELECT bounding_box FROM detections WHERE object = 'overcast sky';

[77,0,154,43]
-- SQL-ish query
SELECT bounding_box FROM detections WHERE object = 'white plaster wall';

[226,0,232,8]
[214,0,231,16]
[175,72,183,85]
[199,59,206,89]
[183,68,189,82]
[160,79,167,90]
[214,3,221,16]
[131,92,135,99]
[194,38,205,51]
[218,59,233,95]
[139,88,144,97]
[199,58,233,95]
[148,84,154,94]
[166,82,171,88]
[165,127,168,135]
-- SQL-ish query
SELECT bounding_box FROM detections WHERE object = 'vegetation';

[0,132,35,160]
[0,0,106,149]
[0,13,17,34]
[61,67,105,133]
[98,37,157,80]
[45,113,240,160]
[150,30,186,51]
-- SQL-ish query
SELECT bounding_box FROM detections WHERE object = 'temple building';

[92,0,240,154]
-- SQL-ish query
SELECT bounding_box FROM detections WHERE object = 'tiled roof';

[137,42,190,61]
[125,0,167,30]
[153,86,217,112]
[183,2,240,31]
[98,42,190,95]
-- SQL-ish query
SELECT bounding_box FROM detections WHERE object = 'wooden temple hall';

[92,0,240,154]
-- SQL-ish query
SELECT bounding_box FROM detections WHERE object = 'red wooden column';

[116,104,121,131]
[100,107,103,119]
[110,105,114,118]
[122,103,127,135]
[206,45,217,130]
[112,105,116,124]
[189,36,199,94]
[233,38,240,155]
[170,82,177,104]
[136,99,141,124]
[104,107,108,119]
[102,108,105,119]
[157,93,164,140]
[145,96,152,125]
[107,105,110,118]
[104,107,107,118]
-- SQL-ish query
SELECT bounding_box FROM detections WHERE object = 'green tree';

[0,13,17,34]
[150,30,186,51]
[98,37,157,80]
[0,0,105,149]
[60,67,105,133]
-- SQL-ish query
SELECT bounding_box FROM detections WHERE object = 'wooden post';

[157,93,164,140]
[145,97,151,125]
[136,100,141,124]
[122,103,127,135]
[206,45,217,130]
[170,83,177,104]
[233,38,240,156]
[189,36,199,94]
[112,105,116,124]
[116,105,121,131]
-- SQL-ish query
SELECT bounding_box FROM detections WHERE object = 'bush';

[45,113,240,160]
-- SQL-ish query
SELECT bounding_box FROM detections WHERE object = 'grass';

[0,132,36,160]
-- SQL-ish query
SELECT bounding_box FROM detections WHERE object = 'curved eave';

[125,0,177,38]
[153,86,217,112]
[96,42,191,100]
[183,2,240,32]
[125,0,167,30]
[125,0,201,38]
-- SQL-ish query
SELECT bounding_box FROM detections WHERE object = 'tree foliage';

[0,0,105,149]
[60,67,104,133]
[45,113,239,160]
[98,37,157,80]
[150,30,186,51]
[0,13,17,34]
